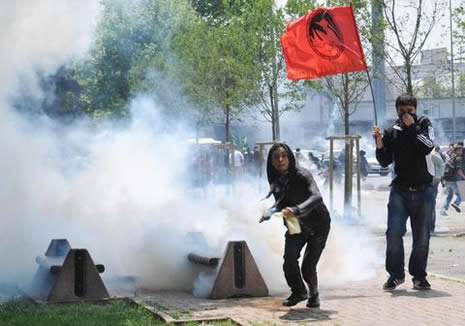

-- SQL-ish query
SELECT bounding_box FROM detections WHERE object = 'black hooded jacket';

[266,143,328,229]
[376,116,434,187]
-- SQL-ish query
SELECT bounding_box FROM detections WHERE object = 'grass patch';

[0,299,239,326]
[169,310,193,320]
[0,299,163,326]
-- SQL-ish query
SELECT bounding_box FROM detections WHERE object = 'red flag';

[281,5,367,80]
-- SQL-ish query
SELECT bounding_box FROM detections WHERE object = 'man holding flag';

[372,94,435,291]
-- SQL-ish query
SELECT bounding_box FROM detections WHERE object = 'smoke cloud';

[0,0,381,300]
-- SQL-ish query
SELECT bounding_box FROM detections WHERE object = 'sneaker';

[412,278,431,290]
[282,292,307,307]
[440,209,448,216]
[382,276,405,291]
[306,293,320,308]
[451,203,461,213]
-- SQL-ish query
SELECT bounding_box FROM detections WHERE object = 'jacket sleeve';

[291,171,324,218]
[405,117,435,156]
[376,129,393,167]
[432,153,445,178]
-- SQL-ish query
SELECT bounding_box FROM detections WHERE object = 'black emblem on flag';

[307,11,344,60]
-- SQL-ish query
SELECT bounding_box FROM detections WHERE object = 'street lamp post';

[450,0,457,142]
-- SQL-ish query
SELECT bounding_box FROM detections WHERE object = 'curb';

[428,272,465,285]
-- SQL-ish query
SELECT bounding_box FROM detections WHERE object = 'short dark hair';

[395,93,417,110]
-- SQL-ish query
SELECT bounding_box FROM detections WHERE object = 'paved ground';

[134,264,465,325]
[133,178,465,325]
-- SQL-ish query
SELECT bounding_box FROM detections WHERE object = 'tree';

[70,0,197,119]
[190,0,247,26]
[241,0,319,141]
[453,3,465,98]
[381,0,447,94]
[173,12,258,142]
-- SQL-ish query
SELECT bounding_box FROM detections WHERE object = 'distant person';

[295,148,305,162]
[337,149,345,171]
[372,93,435,291]
[264,143,331,308]
[431,146,445,234]
[253,146,262,175]
[359,150,369,180]
[229,148,244,167]
[446,143,455,160]
[308,151,322,170]
[441,145,465,216]
[229,148,245,177]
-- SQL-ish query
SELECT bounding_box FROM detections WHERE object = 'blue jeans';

[386,183,434,280]
[431,183,439,232]
[442,181,461,211]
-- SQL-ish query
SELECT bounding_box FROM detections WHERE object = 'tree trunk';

[225,105,230,142]
[269,85,276,141]
[343,74,350,136]
[405,59,413,94]
[343,73,352,220]
[271,24,280,141]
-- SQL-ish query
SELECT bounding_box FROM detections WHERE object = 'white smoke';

[0,0,381,300]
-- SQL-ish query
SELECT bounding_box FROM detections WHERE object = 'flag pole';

[365,69,378,126]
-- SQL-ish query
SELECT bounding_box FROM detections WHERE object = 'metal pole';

[450,0,457,142]
[329,140,334,213]
[356,138,361,218]
[365,69,378,126]
[346,138,353,221]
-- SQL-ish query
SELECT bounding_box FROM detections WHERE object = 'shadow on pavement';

[279,308,336,322]
[389,289,450,298]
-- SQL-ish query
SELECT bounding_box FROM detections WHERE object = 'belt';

[395,183,430,192]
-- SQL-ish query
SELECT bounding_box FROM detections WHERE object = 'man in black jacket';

[265,143,331,308]
[372,93,435,291]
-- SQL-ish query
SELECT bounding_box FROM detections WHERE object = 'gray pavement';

[133,178,465,325]
[134,265,465,325]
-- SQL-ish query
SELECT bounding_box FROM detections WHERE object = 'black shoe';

[306,293,320,308]
[412,278,431,290]
[282,292,307,307]
[452,203,461,213]
[382,276,405,291]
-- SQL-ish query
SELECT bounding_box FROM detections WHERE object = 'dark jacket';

[376,116,434,187]
[266,143,328,230]
[444,154,462,182]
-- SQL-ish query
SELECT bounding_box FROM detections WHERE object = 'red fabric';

[281,5,367,80]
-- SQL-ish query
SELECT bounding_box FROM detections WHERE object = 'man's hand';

[282,207,295,219]
[433,177,441,186]
[401,112,415,127]
[372,126,384,149]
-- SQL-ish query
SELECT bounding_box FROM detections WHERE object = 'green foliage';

[191,0,247,26]
[285,0,317,19]
[0,299,161,326]
[418,76,450,98]
[71,0,197,119]
[172,8,258,135]
[238,0,318,134]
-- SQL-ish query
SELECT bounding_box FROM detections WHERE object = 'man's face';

[271,147,289,174]
[397,105,416,117]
